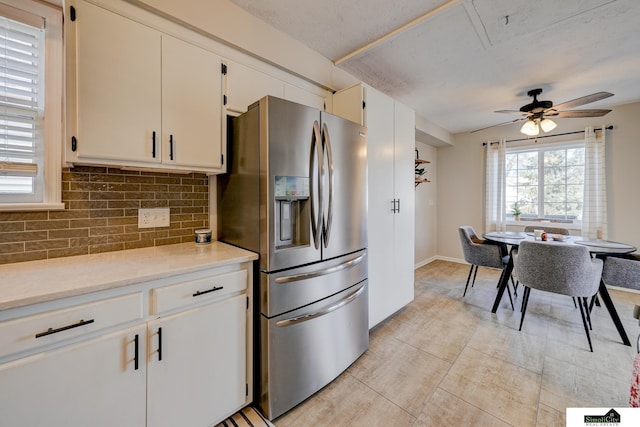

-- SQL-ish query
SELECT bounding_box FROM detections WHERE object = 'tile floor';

[273,260,640,427]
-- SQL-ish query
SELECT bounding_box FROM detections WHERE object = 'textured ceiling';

[230,0,640,134]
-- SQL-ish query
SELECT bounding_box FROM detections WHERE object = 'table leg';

[598,279,631,346]
[492,247,514,313]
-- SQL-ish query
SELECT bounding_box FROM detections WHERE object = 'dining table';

[483,230,637,347]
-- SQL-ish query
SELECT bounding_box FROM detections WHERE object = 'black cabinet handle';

[169,135,174,160]
[192,286,224,297]
[35,319,95,338]
[152,131,156,158]
[134,334,139,370]
[158,327,163,361]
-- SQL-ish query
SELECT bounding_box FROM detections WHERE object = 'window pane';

[566,166,584,184]
[0,175,33,193]
[544,165,565,185]
[545,184,566,203]
[504,145,585,222]
[519,152,538,169]
[567,148,584,166]
[0,12,43,199]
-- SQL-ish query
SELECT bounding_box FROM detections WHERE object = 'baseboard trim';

[415,256,467,269]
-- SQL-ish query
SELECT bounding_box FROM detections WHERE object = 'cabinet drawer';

[153,269,247,314]
[0,292,143,359]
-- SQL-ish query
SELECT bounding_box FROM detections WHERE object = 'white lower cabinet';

[147,295,247,427]
[0,324,147,427]
[0,264,251,426]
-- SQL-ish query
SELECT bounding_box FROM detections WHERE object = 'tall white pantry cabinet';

[332,84,415,328]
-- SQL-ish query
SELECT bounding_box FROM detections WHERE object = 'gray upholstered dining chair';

[523,225,570,235]
[513,240,603,352]
[458,226,514,309]
[602,254,640,291]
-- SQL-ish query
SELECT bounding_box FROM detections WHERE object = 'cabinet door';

[162,35,224,170]
[74,0,161,163]
[225,60,284,113]
[147,294,247,427]
[392,101,416,311]
[0,324,147,427]
[332,84,365,125]
[363,87,397,328]
[284,83,326,110]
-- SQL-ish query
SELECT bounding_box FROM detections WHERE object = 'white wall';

[436,101,640,261]
[414,142,437,267]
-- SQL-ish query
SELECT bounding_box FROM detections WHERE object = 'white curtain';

[485,139,506,232]
[582,126,608,239]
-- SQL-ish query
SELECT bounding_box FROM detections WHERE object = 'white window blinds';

[0,10,43,197]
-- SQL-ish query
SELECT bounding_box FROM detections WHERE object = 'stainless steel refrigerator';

[218,96,368,420]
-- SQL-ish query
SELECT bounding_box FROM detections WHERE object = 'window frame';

[0,0,63,211]
[505,140,585,225]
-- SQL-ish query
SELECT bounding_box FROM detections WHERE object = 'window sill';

[507,219,582,231]
[0,203,65,212]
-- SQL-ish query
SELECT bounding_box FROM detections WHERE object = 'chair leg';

[512,277,518,297]
[472,265,479,287]
[463,265,474,297]
[583,297,592,330]
[519,287,532,331]
[506,281,515,311]
[577,296,594,352]
[572,297,577,308]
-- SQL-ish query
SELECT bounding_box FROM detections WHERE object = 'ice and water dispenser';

[274,176,310,249]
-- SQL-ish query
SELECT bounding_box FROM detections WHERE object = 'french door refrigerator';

[218,96,368,420]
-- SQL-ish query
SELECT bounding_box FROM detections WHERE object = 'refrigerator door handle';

[275,282,366,327]
[274,253,365,284]
[321,122,334,248]
[309,121,323,249]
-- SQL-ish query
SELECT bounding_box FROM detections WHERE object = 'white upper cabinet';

[283,83,326,111]
[66,0,225,174]
[225,60,327,114]
[225,60,284,114]
[161,35,224,170]
[71,0,161,164]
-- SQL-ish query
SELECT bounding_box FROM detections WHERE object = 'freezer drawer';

[259,250,367,317]
[258,281,368,420]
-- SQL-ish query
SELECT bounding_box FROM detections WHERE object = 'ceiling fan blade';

[494,109,530,116]
[548,92,614,112]
[548,109,612,118]
[470,117,527,133]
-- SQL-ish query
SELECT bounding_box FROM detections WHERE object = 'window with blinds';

[0,9,44,202]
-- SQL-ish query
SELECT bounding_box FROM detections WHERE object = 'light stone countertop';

[0,242,258,311]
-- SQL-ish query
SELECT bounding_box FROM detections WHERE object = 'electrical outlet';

[138,208,170,228]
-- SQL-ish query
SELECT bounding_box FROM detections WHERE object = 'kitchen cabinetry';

[225,60,326,114]
[147,269,249,426]
[0,324,147,426]
[332,84,415,328]
[0,249,253,427]
[66,0,225,173]
[225,60,284,114]
[147,297,247,426]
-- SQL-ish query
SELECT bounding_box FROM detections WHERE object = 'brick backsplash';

[0,166,209,265]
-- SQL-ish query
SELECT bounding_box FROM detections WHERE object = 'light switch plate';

[138,208,170,228]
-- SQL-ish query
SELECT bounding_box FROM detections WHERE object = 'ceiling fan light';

[540,118,557,132]
[520,120,539,136]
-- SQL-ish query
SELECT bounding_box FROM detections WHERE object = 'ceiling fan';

[472,88,614,135]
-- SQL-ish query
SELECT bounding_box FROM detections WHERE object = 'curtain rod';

[482,125,614,146]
